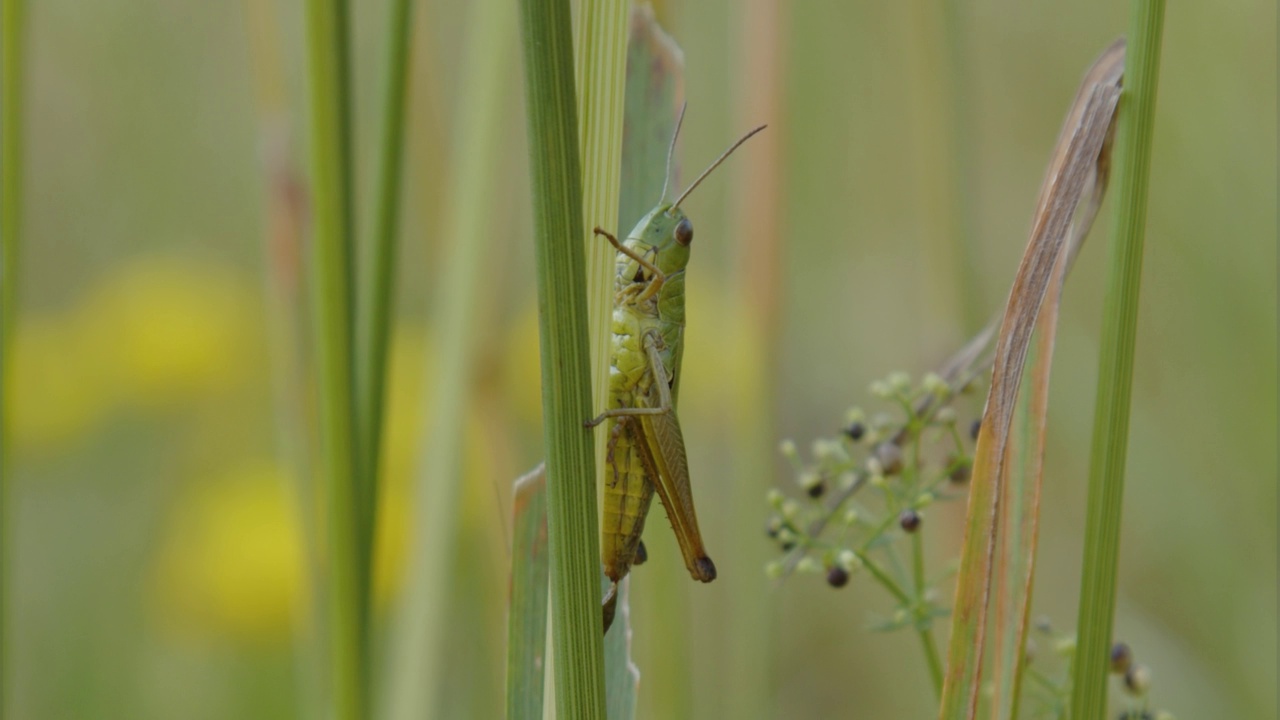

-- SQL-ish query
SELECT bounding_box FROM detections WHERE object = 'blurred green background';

[8,0,1274,718]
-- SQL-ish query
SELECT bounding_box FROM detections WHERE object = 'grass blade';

[507,465,551,720]
[354,0,416,587]
[1071,2,1167,717]
[517,0,608,714]
[241,0,323,713]
[989,108,1118,720]
[300,0,366,716]
[0,0,26,713]
[603,573,639,720]
[938,41,1125,720]
[574,0,628,474]
[723,2,785,716]
[381,1,515,717]
[616,8,684,716]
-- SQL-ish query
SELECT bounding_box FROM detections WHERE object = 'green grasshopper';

[586,112,765,633]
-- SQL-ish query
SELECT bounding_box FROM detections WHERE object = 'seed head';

[899,509,922,533]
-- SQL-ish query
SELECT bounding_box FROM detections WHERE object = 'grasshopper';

[586,111,765,633]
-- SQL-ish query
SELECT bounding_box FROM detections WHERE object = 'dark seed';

[970,418,982,441]
[806,479,826,499]
[949,459,972,484]
[1110,642,1132,674]
[899,509,921,533]
[781,541,797,552]
[843,421,865,441]
[826,566,850,588]
[633,540,648,566]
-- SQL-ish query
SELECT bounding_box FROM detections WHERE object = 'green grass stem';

[517,0,608,715]
[354,0,415,600]
[0,0,24,715]
[574,0,626,529]
[301,0,366,716]
[1070,2,1166,717]
[573,3,634,715]
[381,1,514,717]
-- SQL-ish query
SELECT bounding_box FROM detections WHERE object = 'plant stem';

[517,0,607,716]
[911,531,943,698]
[0,0,24,715]
[1070,3,1165,718]
[911,530,942,691]
[574,0,627,442]
[918,621,945,701]
[355,0,415,588]
[301,0,365,717]
[854,550,909,605]
[382,1,514,717]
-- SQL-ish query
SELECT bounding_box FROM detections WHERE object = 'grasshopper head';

[632,204,694,276]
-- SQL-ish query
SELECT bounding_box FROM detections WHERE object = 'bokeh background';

[8,0,1275,718]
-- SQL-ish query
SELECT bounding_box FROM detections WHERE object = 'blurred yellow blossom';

[151,461,305,645]
[10,314,111,450]
[12,255,260,452]
[373,326,434,608]
[77,255,256,410]
[147,321,506,642]
[501,307,544,431]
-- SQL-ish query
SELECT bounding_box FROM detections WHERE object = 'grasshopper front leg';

[593,226,667,302]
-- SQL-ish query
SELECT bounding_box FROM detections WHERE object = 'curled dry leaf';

[939,39,1126,720]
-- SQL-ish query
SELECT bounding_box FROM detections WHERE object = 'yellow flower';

[9,315,111,450]
[373,326,433,608]
[151,462,305,645]
[76,256,256,410]
[501,307,544,431]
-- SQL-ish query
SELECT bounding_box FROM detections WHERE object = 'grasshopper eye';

[674,218,693,246]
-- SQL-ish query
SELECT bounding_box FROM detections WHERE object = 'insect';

[586,109,765,633]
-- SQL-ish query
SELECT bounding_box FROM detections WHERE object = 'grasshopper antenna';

[658,101,688,204]
[670,123,767,210]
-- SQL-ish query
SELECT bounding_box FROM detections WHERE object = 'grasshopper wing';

[638,403,716,583]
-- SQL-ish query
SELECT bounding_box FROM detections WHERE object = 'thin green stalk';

[517,0,607,715]
[574,0,627,439]
[0,0,24,715]
[302,0,365,717]
[724,5,785,716]
[241,0,324,712]
[1071,3,1165,718]
[573,3,633,715]
[355,0,414,559]
[912,531,943,698]
[381,1,514,717]
[855,550,910,605]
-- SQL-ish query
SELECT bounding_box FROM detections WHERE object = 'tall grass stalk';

[1070,1,1165,716]
[517,0,607,714]
[382,0,514,717]
[723,1,784,717]
[301,0,366,717]
[355,0,415,553]
[241,0,323,712]
[0,0,25,715]
[574,0,626,531]
[572,3,631,714]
